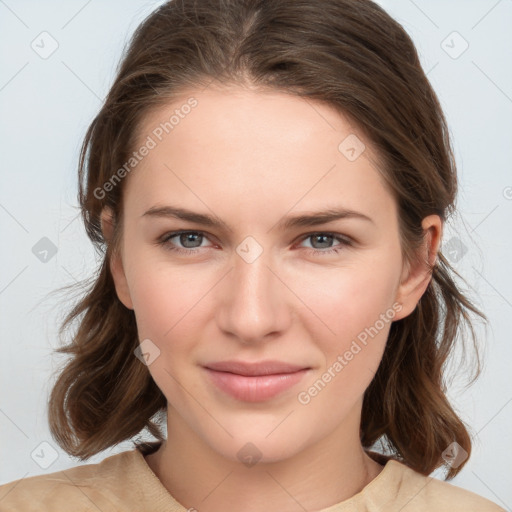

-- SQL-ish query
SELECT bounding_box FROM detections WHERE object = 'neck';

[144,404,384,512]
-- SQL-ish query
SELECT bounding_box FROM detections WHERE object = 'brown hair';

[48,0,485,479]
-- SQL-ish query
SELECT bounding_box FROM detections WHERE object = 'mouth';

[203,360,311,402]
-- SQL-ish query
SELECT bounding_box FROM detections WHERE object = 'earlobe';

[100,208,134,311]
[393,215,442,321]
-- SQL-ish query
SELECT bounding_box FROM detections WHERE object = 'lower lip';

[204,368,309,402]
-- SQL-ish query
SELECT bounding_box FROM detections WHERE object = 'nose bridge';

[217,238,289,342]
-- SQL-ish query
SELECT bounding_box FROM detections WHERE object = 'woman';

[0,0,504,510]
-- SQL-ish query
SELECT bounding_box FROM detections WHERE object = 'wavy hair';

[48,0,485,479]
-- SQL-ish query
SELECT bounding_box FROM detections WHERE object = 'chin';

[203,423,311,467]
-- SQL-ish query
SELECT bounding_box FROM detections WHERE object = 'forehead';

[124,85,395,226]
[137,84,369,149]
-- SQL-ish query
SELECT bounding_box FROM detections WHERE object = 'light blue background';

[1,0,511,508]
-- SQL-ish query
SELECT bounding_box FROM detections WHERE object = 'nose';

[215,244,291,345]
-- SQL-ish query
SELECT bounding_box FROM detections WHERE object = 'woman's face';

[106,85,439,463]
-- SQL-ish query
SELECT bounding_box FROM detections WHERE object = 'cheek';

[299,256,401,396]
[127,255,213,339]
[127,263,208,396]
[304,260,401,344]
[298,275,395,416]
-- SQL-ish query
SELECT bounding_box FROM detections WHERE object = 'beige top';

[0,444,505,511]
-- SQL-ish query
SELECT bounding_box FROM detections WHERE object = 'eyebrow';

[141,205,374,231]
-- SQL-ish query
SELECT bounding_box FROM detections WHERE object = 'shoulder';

[378,459,506,512]
[0,449,142,512]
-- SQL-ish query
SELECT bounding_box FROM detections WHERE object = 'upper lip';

[204,360,310,376]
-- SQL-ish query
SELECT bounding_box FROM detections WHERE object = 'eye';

[158,231,213,255]
[156,230,353,257]
[297,232,353,256]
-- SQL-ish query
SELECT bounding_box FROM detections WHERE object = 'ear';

[392,214,442,321]
[100,207,134,310]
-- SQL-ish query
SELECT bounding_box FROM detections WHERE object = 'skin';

[101,84,442,511]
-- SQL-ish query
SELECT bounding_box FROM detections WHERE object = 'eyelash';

[157,230,353,257]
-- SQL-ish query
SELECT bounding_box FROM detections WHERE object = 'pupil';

[182,233,201,248]
[314,234,332,249]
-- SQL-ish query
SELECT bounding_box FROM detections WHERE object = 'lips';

[203,360,310,402]
[204,360,308,376]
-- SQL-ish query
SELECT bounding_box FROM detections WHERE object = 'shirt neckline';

[130,443,405,511]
